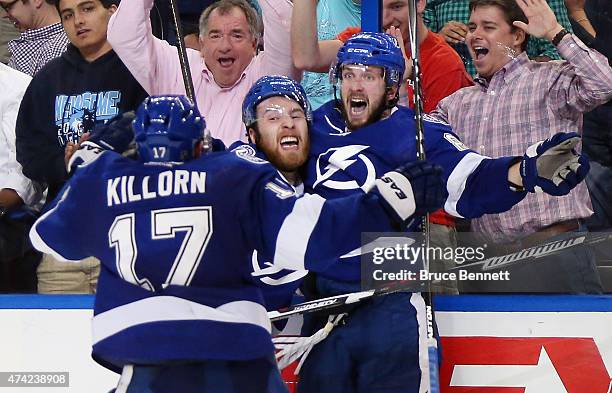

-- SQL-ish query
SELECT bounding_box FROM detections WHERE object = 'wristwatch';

[552,28,570,46]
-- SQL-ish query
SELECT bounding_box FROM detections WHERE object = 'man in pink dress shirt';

[107,0,300,146]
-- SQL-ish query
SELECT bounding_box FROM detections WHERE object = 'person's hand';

[64,142,78,170]
[373,161,447,229]
[439,21,468,45]
[513,0,564,41]
[64,133,91,170]
[386,26,413,82]
[520,132,589,196]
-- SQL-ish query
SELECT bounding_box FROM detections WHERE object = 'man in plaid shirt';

[1,0,68,75]
[424,0,573,76]
[431,0,612,293]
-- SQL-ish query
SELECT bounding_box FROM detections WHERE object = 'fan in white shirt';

[0,63,42,214]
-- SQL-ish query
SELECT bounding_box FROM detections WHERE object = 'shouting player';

[29,95,448,393]
[294,32,591,393]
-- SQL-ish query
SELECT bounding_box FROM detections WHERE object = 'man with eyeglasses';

[1,0,68,75]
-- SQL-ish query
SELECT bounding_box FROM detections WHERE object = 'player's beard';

[253,132,309,175]
[340,92,390,132]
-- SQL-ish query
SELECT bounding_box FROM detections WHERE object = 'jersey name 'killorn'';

[107,170,206,207]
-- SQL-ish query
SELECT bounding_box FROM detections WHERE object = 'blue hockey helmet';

[242,75,312,128]
[333,32,405,87]
[133,95,205,163]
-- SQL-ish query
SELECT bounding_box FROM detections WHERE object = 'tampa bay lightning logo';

[250,250,308,286]
[314,144,376,192]
[232,144,268,164]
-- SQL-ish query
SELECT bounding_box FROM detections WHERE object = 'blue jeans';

[582,103,612,230]
[585,161,612,230]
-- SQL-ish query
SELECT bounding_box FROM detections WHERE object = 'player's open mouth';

[279,136,299,150]
[473,46,489,60]
[76,29,90,37]
[218,57,235,68]
[349,98,368,116]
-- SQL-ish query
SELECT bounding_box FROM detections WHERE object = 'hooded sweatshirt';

[16,44,147,204]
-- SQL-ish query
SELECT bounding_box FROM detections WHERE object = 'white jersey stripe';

[445,152,487,218]
[92,296,271,344]
[273,194,326,270]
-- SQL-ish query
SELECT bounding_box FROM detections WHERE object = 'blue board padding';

[1,294,611,312]
[0,295,94,309]
[434,295,612,312]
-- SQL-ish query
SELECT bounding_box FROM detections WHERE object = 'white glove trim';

[66,141,105,173]
[375,171,416,221]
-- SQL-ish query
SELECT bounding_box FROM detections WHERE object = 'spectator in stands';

[15,0,147,294]
[292,0,472,293]
[295,0,361,110]
[0,63,43,293]
[424,0,573,76]
[431,0,612,293]
[1,0,68,75]
[107,0,299,147]
[564,0,612,231]
[0,17,20,63]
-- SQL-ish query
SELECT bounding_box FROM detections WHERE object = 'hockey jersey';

[30,146,395,370]
[304,101,527,283]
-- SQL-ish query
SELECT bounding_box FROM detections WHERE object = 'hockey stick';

[268,232,612,320]
[268,279,421,321]
[407,0,440,391]
[168,0,213,152]
[268,290,375,321]
[168,0,195,102]
[451,232,612,273]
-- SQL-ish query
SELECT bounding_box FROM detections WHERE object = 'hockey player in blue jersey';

[292,32,591,393]
[30,95,450,393]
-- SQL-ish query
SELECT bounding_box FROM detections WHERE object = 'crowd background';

[0,0,611,295]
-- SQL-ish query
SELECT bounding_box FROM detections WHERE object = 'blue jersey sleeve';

[423,115,527,218]
[29,173,96,262]
[247,174,395,273]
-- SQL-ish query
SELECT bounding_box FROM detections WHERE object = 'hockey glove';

[520,132,590,196]
[87,111,136,153]
[373,161,447,228]
[67,111,136,173]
